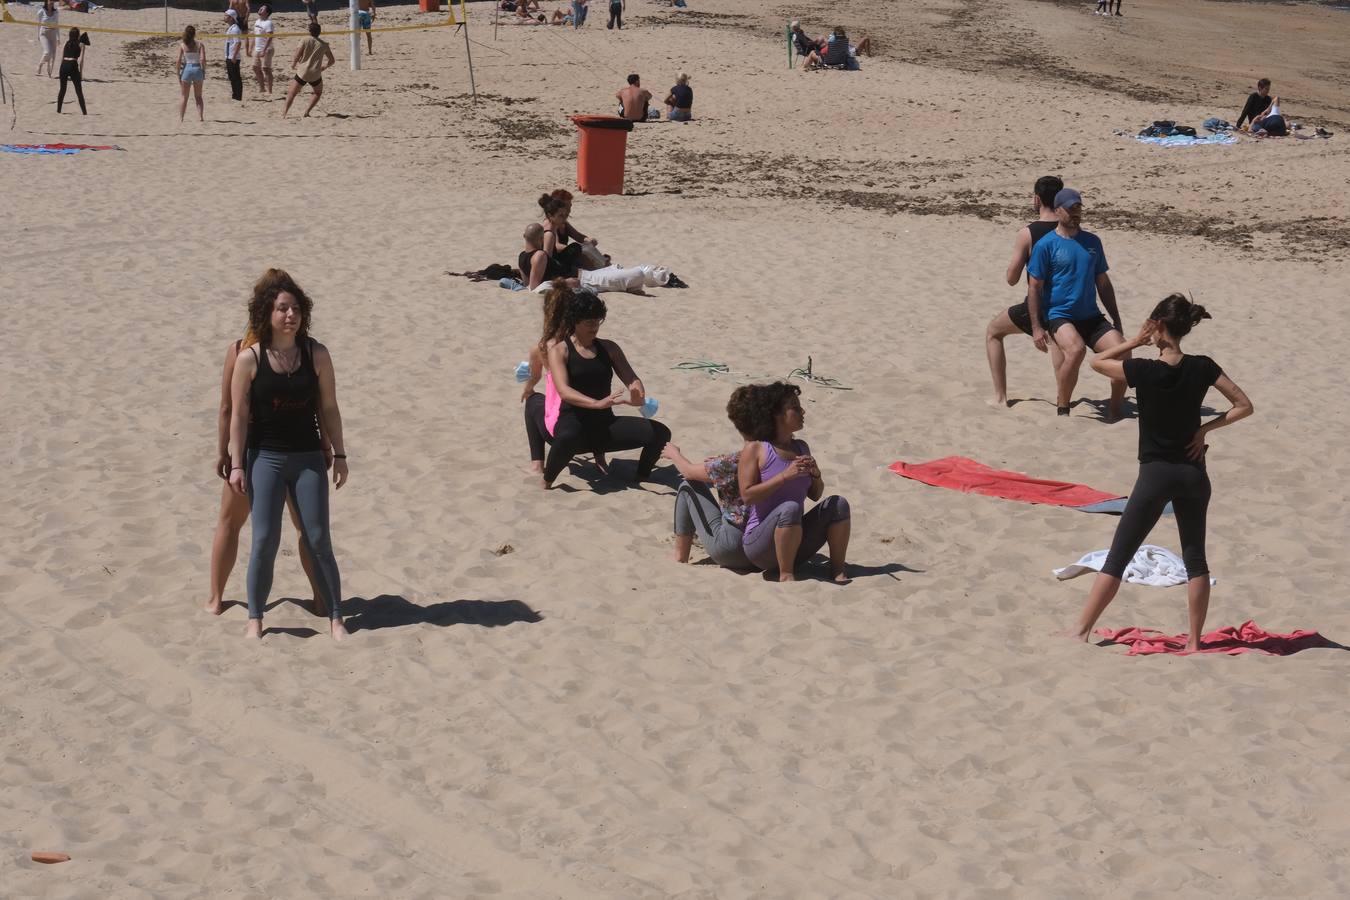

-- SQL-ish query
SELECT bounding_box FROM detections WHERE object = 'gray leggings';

[246,448,341,620]
[673,480,752,570]
[742,495,850,572]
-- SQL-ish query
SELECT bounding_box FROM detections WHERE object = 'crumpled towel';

[1054,544,1213,586]
[1134,133,1238,147]
[1096,621,1338,656]
[1,142,122,155]
[889,457,1122,508]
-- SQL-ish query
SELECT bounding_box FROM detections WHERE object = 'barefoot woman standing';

[228,269,349,640]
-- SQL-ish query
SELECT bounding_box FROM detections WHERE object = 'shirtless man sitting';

[616,73,653,122]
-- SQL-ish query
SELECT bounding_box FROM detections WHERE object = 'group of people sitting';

[518,283,856,583]
[790,20,872,71]
[616,72,694,122]
[1236,77,1287,137]
[518,190,685,292]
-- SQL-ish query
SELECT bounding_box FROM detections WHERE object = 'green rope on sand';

[672,360,731,375]
[787,356,853,390]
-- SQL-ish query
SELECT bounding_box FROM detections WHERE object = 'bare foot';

[1054,628,1090,643]
[1183,639,1202,653]
[669,550,689,563]
[538,477,554,490]
[832,569,851,585]
[245,619,263,639]
[529,460,543,474]
[988,395,1009,408]
[1106,402,1124,423]
[330,619,348,642]
[204,597,225,616]
[592,454,609,475]
[777,573,796,583]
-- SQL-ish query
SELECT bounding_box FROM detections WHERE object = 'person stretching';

[984,175,1064,407]
[282,22,335,118]
[208,328,329,617]
[228,269,349,640]
[1066,294,1252,650]
[664,439,753,569]
[1026,187,1129,420]
[251,5,275,95]
[737,382,851,582]
[539,286,671,488]
[56,27,87,114]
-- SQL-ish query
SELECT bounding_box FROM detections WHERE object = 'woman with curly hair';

[535,284,670,488]
[737,382,851,582]
[1065,294,1253,649]
[228,269,349,640]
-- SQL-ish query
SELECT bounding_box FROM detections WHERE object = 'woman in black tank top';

[1067,294,1253,651]
[228,269,351,641]
[206,332,328,617]
[536,286,671,489]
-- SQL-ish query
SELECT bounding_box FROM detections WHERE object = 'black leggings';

[1102,460,1210,580]
[607,1,622,28]
[544,408,670,483]
[58,63,86,114]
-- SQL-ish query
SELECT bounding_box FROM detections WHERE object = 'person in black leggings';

[1066,294,1253,651]
[56,27,87,115]
[536,285,670,488]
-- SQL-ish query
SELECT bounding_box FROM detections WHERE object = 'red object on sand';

[572,115,634,196]
[418,0,439,11]
[31,851,71,864]
[1095,621,1337,656]
[888,456,1122,508]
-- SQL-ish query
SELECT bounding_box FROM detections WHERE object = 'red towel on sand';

[888,457,1122,507]
[1096,621,1337,656]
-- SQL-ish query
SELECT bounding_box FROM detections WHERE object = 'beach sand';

[3,0,1350,895]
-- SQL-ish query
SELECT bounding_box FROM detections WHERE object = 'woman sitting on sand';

[1065,294,1253,650]
[207,323,329,618]
[802,26,871,71]
[536,284,671,489]
[1250,98,1288,137]
[539,192,599,275]
[737,382,852,582]
[228,269,350,640]
[176,25,206,123]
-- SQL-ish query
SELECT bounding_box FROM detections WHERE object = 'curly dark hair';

[726,381,801,442]
[539,282,606,352]
[1149,292,1211,339]
[246,268,312,347]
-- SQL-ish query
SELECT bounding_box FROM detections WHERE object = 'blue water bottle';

[641,397,659,418]
[514,361,531,383]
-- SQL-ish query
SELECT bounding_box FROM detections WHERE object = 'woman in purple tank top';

[735,382,852,582]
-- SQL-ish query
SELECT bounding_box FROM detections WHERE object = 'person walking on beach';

[36,0,59,77]
[984,175,1064,407]
[251,4,275,95]
[1026,188,1129,420]
[224,9,244,102]
[282,22,334,118]
[1064,294,1253,649]
[228,269,350,640]
[175,24,206,123]
[570,0,587,28]
[606,0,623,29]
[55,27,87,114]
[357,0,375,54]
[207,329,330,618]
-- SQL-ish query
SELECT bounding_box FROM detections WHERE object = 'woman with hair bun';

[228,269,349,640]
[737,382,852,583]
[1067,293,1253,650]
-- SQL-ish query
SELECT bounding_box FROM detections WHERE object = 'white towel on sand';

[1054,545,1216,586]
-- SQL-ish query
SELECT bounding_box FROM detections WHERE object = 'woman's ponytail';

[1149,292,1212,339]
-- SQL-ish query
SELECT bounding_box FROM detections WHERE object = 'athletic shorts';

[294,74,322,87]
[1050,314,1118,348]
[358,9,372,28]
[1007,298,1046,336]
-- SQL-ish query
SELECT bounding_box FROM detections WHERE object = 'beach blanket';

[888,457,1122,509]
[1055,545,1213,586]
[1096,621,1338,656]
[1134,133,1238,148]
[1,143,121,155]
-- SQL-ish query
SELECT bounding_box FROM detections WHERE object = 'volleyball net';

[0,0,466,39]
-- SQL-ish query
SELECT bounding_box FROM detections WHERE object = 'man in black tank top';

[521,223,572,291]
[983,175,1064,407]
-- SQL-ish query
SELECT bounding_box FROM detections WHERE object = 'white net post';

[349,0,361,70]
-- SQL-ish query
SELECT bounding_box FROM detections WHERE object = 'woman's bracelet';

[232,466,244,472]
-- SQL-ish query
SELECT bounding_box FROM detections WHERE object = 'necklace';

[269,345,300,378]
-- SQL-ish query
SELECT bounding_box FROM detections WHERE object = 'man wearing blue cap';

[1026,188,1129,420]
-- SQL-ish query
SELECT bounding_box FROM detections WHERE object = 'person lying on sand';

[1250,99,1288,137]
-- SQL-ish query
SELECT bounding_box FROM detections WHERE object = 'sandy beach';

[3,0,1350,895]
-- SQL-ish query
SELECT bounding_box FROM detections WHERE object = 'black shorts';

[1007,298,1045,336]
[294,75,322,87]
[1050,314,1118,348]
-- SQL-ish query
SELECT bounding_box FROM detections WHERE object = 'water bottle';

[641,397,659,418]
[514,361,531,383]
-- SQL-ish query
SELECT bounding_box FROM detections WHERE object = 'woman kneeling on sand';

[207,321,331,617]
[228,269,349,640]
[1066,294,1253,649]
[737,382,852,583]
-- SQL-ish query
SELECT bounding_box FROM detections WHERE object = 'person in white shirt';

[36,0,59,77]
[251,4,275,95]
[223,9,244,101]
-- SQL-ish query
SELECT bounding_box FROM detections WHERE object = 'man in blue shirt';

[1026,188,1129,420]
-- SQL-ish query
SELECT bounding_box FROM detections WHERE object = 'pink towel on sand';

[1096,620,1337,656]
[888,457,1122,508]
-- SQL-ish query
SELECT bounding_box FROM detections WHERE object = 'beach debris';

[494,543,515,557]
[31,852,71,864]
[788,356,852,390]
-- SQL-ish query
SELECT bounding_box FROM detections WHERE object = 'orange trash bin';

[419,0,439,11]
[572,115,635,196]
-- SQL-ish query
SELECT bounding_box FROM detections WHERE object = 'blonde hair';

[676,71,689,84]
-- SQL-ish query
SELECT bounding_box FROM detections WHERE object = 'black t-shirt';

[519,248,565,285]
[1237,91,1271,127]
[1124,355,1222,464]
[669,83,693,109]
